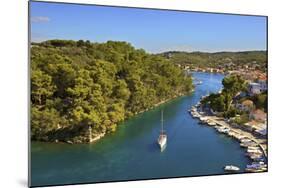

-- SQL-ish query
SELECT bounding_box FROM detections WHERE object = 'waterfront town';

[179,61,267,80]
[188,63,267,172]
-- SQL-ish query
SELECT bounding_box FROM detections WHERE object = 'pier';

[189,104,267,172]
[207,116,267,158]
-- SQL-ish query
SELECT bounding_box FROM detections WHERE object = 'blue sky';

[30,1,267,53]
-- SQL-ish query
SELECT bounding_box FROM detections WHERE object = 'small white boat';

[224,165,240,172]
[207,121,216,126]
[247,148,262,152]
[217,127,230,133]
[158,110,167,151]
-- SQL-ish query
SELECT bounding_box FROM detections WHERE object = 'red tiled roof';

[242,100,254,106]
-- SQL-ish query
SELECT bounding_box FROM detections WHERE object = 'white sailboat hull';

[158,135,167,151]
[158,110,167,151]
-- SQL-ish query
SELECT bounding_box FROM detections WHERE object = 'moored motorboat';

[224,165,240,172]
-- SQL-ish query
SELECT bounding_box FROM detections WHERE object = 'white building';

[258,80,267,92]
[248,83,261,96]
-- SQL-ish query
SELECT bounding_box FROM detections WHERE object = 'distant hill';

[159,51,267,69]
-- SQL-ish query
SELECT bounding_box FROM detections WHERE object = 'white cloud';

[31,16,50,23]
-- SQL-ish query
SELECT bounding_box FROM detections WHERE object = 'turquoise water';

[31,72,250,187]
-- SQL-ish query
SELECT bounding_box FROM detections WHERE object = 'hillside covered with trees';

[161,51,267,71]
[31,40,193,143]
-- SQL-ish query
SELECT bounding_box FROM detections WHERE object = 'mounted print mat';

[29,1,268,187]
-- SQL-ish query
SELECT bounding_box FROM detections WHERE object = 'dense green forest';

[160,51,267,69]
[31,40,193,143]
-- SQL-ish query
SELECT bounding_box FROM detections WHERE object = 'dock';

[189,104,267,172]
[209,117,267,158]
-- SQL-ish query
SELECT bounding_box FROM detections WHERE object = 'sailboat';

[158,110,167,151]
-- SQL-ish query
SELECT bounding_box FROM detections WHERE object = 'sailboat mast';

[161,110,164,133]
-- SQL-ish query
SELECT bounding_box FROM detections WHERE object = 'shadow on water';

[146,142,159,153]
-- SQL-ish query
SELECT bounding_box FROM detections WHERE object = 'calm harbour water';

[31,72,250,187]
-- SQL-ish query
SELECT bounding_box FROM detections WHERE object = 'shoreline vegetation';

[31,40,267,145]
[68,93,187,144]
[31,40,193,144]
[190,73,267,172]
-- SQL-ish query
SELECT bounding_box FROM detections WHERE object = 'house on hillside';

[236,99,254,112]
[248,82,262,96]
[258,77,267,92]
[249,109,267,122]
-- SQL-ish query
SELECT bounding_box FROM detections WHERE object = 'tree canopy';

[201,75,247,115]
[31,40,193,142]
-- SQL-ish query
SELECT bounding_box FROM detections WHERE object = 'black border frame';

[28,1,268,187]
